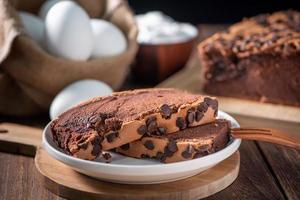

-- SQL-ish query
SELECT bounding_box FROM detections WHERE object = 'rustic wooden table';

[0,25,299,200]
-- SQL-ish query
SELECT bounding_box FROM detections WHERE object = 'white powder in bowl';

[135,11,198,44]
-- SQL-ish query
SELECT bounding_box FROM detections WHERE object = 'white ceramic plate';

[43,110,241,184]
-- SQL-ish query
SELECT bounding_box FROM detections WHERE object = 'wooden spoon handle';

[231,128,300,150]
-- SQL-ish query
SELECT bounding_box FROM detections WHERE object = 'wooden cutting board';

[0,123,240,200]
[158,65,300,123]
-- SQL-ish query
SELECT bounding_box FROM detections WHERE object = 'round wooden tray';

[35,147,240,200]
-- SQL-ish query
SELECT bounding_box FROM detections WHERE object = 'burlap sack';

[0,0,138,116]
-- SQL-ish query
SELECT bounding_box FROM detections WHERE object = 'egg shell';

[50,79,113,120]
[90,19,127,58]
[38,0,61,19]
[45,1,93,60]
[19,11,44,47]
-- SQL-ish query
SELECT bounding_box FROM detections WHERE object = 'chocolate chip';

[193,145,210,158]
[144,140,155,150]
[120,143,130,150]
[164,140,178,157]
[186,109,195,126]
[146,117,158,134]
[91,136,102,156]
[88,115,98,124]
[93,135,103,144]
[157,127,166,135]
[75,134,83,141]
[92,144,101,157]
[0,128,8,134]
[95,122,108,133]
[176,117,187,130]
[197,102,208,113]
[141,154,150,158]
[197,150,208,157]
[160,104,172,119]
[193,152,202,159]
[99,112,113,119]
[164,146,173,157]
[156,152,166,162]
[78,141,89,149]
[204,97,218,111]
[137,125,147,135]
[105,132,119,143]
[198,144,210,152]
[91,136,103,157]
[181,145,194,159]
[195,111,204,122]
[147,121,158,134]
[102,152,112,163]
[167,140,178,153]
[146,116,156,125]
[105,118,122,131]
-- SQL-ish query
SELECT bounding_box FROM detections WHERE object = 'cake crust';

[50,88,218,160]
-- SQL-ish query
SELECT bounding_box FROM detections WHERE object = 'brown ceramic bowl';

[132,26,198,84]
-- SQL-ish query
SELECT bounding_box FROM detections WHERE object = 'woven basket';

[0,0,138,116]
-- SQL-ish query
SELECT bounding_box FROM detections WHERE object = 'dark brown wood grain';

[226,111,300,200]
[205,141,284,200]
[0,152,65,200]
[258,143,300,200]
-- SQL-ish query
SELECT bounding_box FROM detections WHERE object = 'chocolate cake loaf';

[198,10,300,106]
[50,88,218,160]
[116,119,230,163]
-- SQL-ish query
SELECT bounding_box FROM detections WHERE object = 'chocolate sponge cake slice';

[116,119,230,163]
[198,10,300,106]
[50,88,218,160]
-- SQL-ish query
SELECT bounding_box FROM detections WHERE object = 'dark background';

[128,0,300,24]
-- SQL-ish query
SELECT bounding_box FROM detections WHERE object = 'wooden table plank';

[205,141,284,199]
[257,143,300,200]
[234,114,300,199]
[0,152,64,200]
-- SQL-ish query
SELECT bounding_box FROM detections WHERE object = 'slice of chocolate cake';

[198,10,300,106]
[50,88,218,160]
[116,119,230,163]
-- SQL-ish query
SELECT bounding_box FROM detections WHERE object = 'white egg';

[45,1,93,60]
[19,12,44,47]
[50,79,113,120]
[90,19,127,58]
[39,0,61,19]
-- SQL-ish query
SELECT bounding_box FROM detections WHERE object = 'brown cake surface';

[198,10,300,106]
[116,119,230,163]
[50,88,218,160]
